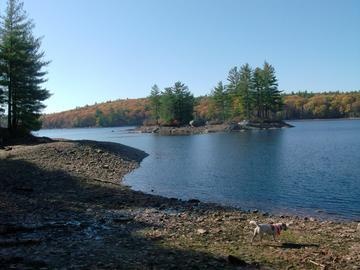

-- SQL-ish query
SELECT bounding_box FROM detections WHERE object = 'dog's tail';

[249,220,258,227]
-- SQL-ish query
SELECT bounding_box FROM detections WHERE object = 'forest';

[42,91,360,129]
[42,61,360,129]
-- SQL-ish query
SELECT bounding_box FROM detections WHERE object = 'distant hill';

[41,92,360,129]
[42,98,151,129]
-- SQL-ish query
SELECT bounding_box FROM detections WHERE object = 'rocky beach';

[0,139,359,269]
[136,121,294,136]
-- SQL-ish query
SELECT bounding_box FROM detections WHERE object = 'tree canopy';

[208,62,283,122]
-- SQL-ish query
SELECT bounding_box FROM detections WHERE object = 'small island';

[137,63,294,135]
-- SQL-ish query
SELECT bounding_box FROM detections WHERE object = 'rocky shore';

[136,121,293,136]
[0,139,359,269]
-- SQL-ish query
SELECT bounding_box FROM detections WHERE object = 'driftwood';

[309,260,326,269]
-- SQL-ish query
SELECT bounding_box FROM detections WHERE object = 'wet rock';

[112,216,133,223]
[188,199,200,204]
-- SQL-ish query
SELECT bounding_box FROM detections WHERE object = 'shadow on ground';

[0,158,252,269]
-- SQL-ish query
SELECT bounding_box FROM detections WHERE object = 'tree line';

[280,91,360,119]
[208,62,282,122]
[148,82,195,126]
[41,91,360,129]
[0,0,50,136]
[148,62,282,125]
[42,98,150,129]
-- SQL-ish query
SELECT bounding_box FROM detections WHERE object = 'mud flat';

[0,139,359,269]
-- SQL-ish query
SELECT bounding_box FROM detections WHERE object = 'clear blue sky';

[4,0,360,113]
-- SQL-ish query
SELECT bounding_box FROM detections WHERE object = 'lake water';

[36,120,360,221]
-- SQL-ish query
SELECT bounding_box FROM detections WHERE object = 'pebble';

[197,229,207,234]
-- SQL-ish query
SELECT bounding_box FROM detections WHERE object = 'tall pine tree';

[252,67,264,119]
[238,63,254,119]
[210,81,229,122]
[226,66,242,117]
[0,0,50,133]
[149,84,161,124]
[262,62,282,119]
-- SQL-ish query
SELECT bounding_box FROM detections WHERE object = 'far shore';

[0,138,359,269]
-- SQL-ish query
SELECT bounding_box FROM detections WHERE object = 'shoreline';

[1,139,359,269]
[136,120,294,136]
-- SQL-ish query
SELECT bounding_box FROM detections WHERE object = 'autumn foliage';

[41,92,360,129]
[42,98,151,128]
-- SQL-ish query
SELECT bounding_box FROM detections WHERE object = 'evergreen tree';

[149,84,161,124]
[0,0,50,133]
[210,81,229,121]
[158,82,194,125]
[252,67,264,119]
[172,81,194,125]
[159,87,175,124]
[238,63,254,119]
[262,62,282,118]
[226,66,242,116]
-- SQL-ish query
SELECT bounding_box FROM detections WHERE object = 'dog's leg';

[251,230,257,244]
[273,234,276,242]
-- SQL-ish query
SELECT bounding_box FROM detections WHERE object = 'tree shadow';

[266,242,320,249]
[0,158,254,269]
[280,242,320,249]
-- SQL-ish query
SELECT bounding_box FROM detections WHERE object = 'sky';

[2,0,359,113]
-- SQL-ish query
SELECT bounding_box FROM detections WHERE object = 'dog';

[250,220,288,243]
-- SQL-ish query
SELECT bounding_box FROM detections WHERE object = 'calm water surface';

[37,120,360,220]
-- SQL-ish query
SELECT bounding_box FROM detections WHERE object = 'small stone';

[197,229,207,234]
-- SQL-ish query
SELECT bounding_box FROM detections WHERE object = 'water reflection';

[38,120,360,220]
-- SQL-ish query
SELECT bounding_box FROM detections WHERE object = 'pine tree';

[210,81,229,122]
[158,82,194,125]
[172,81,194,125]
[149,84,161,124]
[252,67,264,119]
[238,63,254,119]
[262,62,282,119]
[159,87,175,124]
[0,0,50,133]
[226,66,242,117]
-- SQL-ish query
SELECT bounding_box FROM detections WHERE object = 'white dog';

[250,220,288,243]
